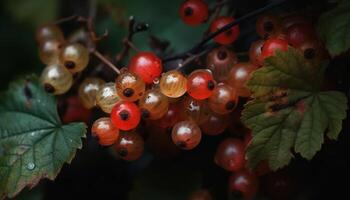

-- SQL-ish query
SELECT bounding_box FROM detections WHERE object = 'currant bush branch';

[163,0,288,63]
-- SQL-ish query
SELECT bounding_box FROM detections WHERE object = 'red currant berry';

[172,120,202,150]
[187,70,216,100]
[115,132,144,161]
[210,16,239,45]
[129,52,162,84]
[206,46,238,82]
[256,14,282,38]
[261,38,289,59]
[228,62,258,98]
[91,117,119,146]
[215,138,245,172]
[282,14,309,30]
[155,103,182,128]
[61,96,91,124]
[286,23,316,48]
[110,101,141,131]
[200,113,229,136]
[179,0,209,26]
[249,40,264,66]
[228,170,258,200]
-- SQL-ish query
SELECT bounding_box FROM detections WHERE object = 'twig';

[53,15,79,25]
[116,16,149,63]
[163,0,287,63]
[92,50,121,74]
[176,43,218,70]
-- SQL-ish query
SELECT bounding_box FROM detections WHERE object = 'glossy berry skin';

[116,71,146,102]
[298,39,325,60]
[171,120,202,150]
[182,96,210,125]
[206,46,238,82]
[249,40,264,66]
[62,96,91,124]
[139,89,169,120]
[96,82,120,113]
[91,117,119,146]
[228,62,258,97]
[155,103,182,128]
[59,43,89,73]
[208,83,238,114]
[228,170,258,200]
[160,70,187,98]
[36,24,64,44]
[286,23,315,48]
[179,0,208,26]
[215,138,245,172]
[41,64,73,95]
[200,113,229,136]
[39,39,62,65]
[187,70,216,100]
[115,132,144,161]
[261,38,289,60]
[78,78,105,109]
[256,14,281,38]
[129,52,162,84]
[110,101,141,131]
[210,16,239,45]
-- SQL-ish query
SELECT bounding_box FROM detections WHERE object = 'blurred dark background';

[1,0,350,199]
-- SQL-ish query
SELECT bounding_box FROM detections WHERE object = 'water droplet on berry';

[27,162,36,170]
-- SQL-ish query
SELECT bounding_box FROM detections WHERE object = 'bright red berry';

[286,23,316,48]
[110,101,141,131]
[210,16,239,45]
[129,52,162,84]
[228,170,259,200]
[214,138,245,172]
[187,69,216,100]
[179,0,209,26]
[261,38,289,59]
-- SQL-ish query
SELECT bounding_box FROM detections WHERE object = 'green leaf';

[0,75,86,199]
[242,49,348,170]
[317,0,350,57]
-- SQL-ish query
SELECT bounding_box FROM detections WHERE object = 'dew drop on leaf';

[26,162,36,170]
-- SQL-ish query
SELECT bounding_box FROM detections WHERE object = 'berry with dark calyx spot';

[208,83,238,114]
[91,117,119,146]
[179,0,209,26]
[59,43,90,73]
[115,132,144,161]
[139,88,169,120]
[111,101,141,130]
[256,14,282,38]
[116,71,146,102]
[207,46,238,82]
[41,64,73,95]
[187,69,216,100]
[210,16,240,45]
[172,120,202,150]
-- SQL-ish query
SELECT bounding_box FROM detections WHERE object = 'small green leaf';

[317,0,350,57]
[242,49,348,170]
[0,75,86,199]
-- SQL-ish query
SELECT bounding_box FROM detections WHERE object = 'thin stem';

[53,15,78,25]
[163,0,287,63]
[92,50,121,74]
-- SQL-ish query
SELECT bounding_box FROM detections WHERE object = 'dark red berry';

[179,0,209,26]
[210,16,239,45]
